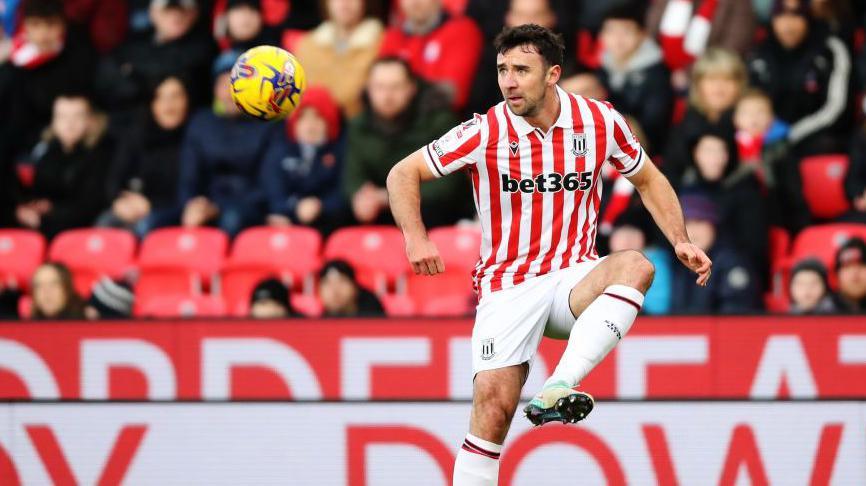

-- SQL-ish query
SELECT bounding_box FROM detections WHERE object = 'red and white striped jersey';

[422,86,645,298]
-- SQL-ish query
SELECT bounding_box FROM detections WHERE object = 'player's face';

[497,46,554,117]
[790,270,826,311]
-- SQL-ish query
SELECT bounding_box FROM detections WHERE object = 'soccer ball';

[230,45,306,121]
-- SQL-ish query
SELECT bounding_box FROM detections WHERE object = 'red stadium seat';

[407,272,474,306]
[18,295,31,319]
[379,293,416,317]
[291,293,323,317]
[221,226,322,311]
[799,155,850,220]
[324,226,409,293]
[428,225,481,274]
[137,227,228,297]
[0,230,45,290]
[421,294,476,317]
[48,229,136,296]
[135,294,227,318]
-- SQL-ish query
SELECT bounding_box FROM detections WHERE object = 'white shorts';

[471,259,605,375]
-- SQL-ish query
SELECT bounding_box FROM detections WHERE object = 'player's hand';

[675,241,712,287]
[405,236,445,276]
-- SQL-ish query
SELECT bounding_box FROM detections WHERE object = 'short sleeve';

[422,114,485,178]
[606,106,646,177]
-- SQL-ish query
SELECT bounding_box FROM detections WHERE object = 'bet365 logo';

[501,171,592,193]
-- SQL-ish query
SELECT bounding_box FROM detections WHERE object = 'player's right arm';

[386,150,445,276]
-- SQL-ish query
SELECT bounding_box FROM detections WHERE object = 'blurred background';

[0,0,864,484]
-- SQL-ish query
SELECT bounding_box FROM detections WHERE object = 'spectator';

[597,4,671,153]
[249,278,293,318]
[100,74,190,236]
[379,0,483,110]
[215,0,279,52]
[465,0,574,116]
[0,0,97,165]
[788,259,840,314]
[178,51,275,236]
[679,131,769,275]
[733,89,810,232]
[558,70,608,100]
[318,260,384,317]
[748,0,852,154]
[646,0,755,71]
[96,0,214,126]
[670,194,761,314]
[344,57,471,227]
[294,0,383,118]
[663,48,745,184]
[607,210,672,315]
[30,262,86,320]
[261,86,349,234]
[16,93,112,239]
[84,276,135,319]
[835,237,866,312]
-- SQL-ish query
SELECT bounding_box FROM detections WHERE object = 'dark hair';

[22,0,65,20]
[602,3,646,27]
[319,259,358,283]
[31,262,85,320]
[493,24,565,68]
[368,56,417,84]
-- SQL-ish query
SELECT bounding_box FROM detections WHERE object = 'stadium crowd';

[1,0,865,319]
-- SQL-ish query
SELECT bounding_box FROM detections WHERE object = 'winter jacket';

[379,12,483,110]
[294,19,383,118]
[260,133,348,223]
[178,109,276,211]
[108,110,185,211]
[344,84,473,227]
[748,26,852,150]
[598,38,672,153]
[26,137,113,239]
[670,241,761,314]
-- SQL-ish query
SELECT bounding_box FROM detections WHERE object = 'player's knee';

[619,250,654,291]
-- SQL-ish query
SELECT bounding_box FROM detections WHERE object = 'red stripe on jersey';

[538,127,566,275]
[582,100,609,261]
[512,131,545,285]
[478,106,502,293]
[491,105,523,292]
[468,164,480,210]
[558,95,586,269]
[611,114,639,163]
[440,131,482,167]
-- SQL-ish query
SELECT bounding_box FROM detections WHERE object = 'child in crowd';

[733,89,789,187]
[788,259,840,314]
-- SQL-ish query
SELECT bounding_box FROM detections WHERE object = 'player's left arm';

[627,159,713,287]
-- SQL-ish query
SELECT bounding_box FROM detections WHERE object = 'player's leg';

[454,276,556,485]
[454,364,526,485]
[526,250,654,425]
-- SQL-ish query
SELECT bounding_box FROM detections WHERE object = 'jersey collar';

[505,85,573,138]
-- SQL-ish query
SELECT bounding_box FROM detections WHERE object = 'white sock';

[546,284,644,387]
[453,433,502,486]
